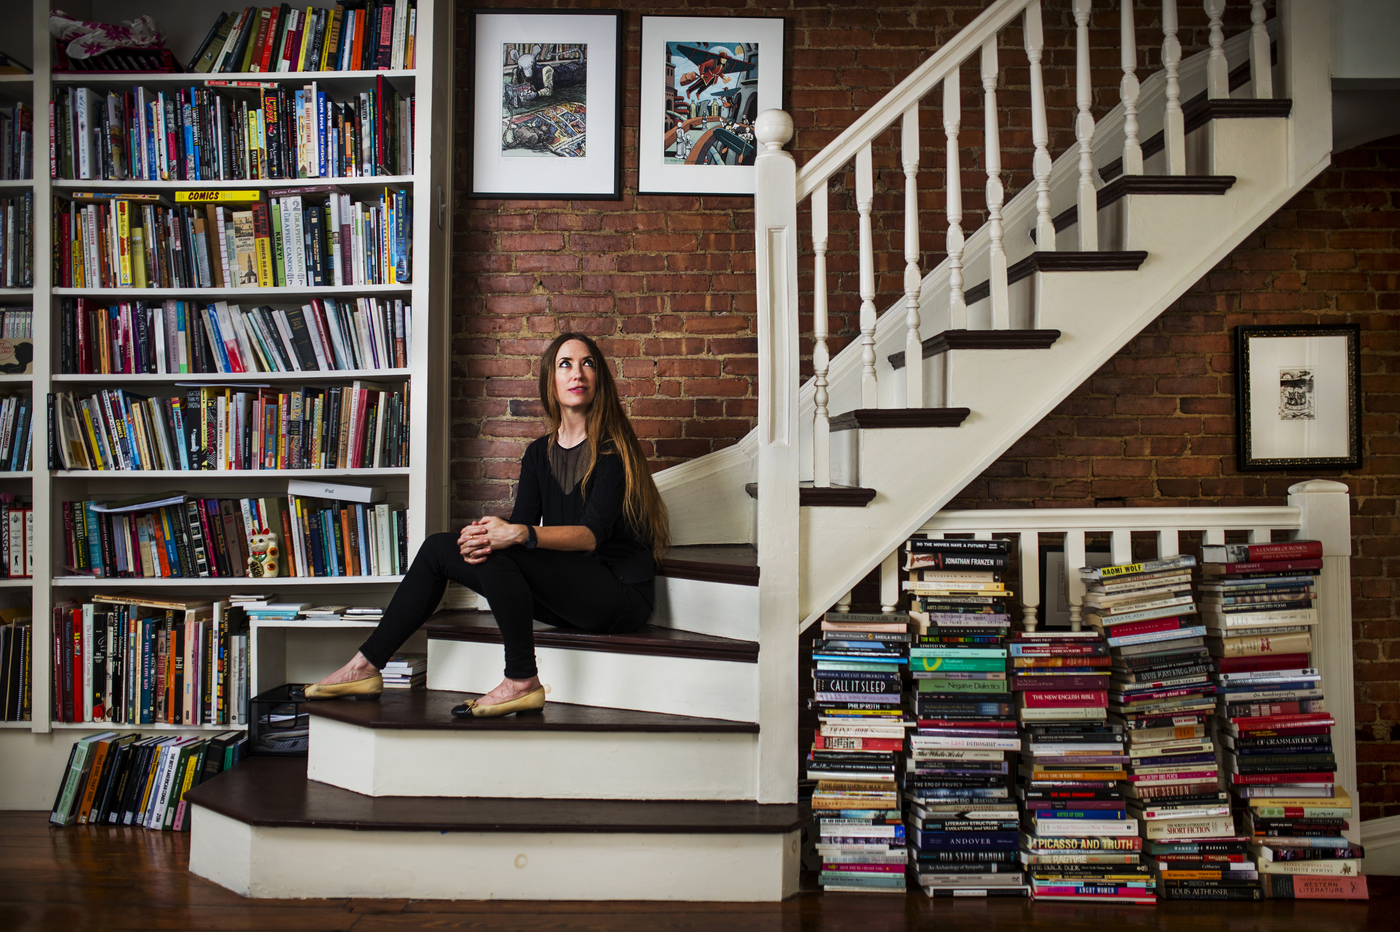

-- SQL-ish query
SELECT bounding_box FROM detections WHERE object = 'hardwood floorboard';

[2,812,1397,931]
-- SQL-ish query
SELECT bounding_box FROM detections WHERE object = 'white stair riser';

[308,717,758,800]
[651,575,760,641]
[428,638,760,722]
[190,807,800,901]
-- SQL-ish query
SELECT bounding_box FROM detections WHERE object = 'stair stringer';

[798,116,1327,625]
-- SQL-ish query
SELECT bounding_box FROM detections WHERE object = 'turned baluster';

[1073,0,1099,251]
[1025,0,1055,250]
[1249,0,1273,98]
[982,38,1009,329]
[1121,0,1143,175]
[856,142,877,407]
[943,73,966,329]
[1206,0,1229,99]
[1162,0,1186,175]
[902,106,923,406]
[812,181,831,487]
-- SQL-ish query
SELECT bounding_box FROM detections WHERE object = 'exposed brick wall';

[944,138,1400,818]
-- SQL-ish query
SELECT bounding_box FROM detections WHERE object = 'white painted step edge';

[427,638,761,723]
[190,807,801,900]
[308,716,759,800]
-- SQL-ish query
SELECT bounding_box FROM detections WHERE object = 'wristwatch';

[525,526,538,550]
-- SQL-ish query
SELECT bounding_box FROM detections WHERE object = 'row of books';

[60,297,410,375]
[284,493,408,578]
[0,192,33,287]
[0,499,33,577]
[53,80,410,182]
[0,396,33,472]
[52,596,249,728]
[50,729,247,830]
[191,3,417,75]
[904,537,1025,898]
[0,307,33,338]
[53,381,410,472]
[1206,541,1367,900]
[807,610,911,893]
[0,101,32,180]
[55,189,410,289]
[0,613,32,720]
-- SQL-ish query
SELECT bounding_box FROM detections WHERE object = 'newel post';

[1289,480,1359,841]
[753,110,801,806]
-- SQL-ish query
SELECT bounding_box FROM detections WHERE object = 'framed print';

[468,10,624,200]
[1039,546,1111,628]
[1235,324,1362,470]
[638,15,784,196]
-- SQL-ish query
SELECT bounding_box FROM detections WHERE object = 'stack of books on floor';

[1083,553,1227,902]
[382,651,426,689]
[1204,539,1368,900]
[808,609,911,893]
[1013,622,1148,904]
[904,537,1023,897]
[50,729,246,830]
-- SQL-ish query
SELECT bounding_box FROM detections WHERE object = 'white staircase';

[188,0,1346,901]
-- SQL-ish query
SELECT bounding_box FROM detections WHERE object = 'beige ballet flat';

[452,685,547,718]
[302,673,384,700]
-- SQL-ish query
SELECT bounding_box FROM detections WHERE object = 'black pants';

[358,532,653,678]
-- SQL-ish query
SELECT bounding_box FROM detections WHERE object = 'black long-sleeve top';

[509,436,656,594]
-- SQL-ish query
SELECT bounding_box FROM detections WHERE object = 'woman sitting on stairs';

[304,332,671,717]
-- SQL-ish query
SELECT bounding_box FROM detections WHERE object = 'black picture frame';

[467,9,625,200]
[1234,324,1362,471]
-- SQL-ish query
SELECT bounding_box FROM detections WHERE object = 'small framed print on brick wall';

[1235,324,1362,471]
[638,15,784,196]
[468,10,625,200]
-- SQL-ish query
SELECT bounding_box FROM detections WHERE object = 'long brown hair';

[538,332,671,563]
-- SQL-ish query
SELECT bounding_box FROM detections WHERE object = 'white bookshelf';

[11,0,452,745]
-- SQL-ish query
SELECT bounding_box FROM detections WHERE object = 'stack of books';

[1248,787,1367,898]
[808,610,911,893]
[903,538,1024,897]
[1204,540,1367,899]
[49,729,246,830]
[1013,625,1148,903]
[382,651,426,689]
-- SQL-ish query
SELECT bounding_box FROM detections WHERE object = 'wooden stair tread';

[829,408,971,431]
[744,482,878,507]
[659,543,759,586]
[964,250,1149,304]
[426,610,759,662]
[185,757,805,833]
[890,329,1061,370]
[304,688,759,733]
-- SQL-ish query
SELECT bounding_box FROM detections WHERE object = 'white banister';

[1110,528,1132,564]
[982,38,1009,328]
[881,551,900,613]
[751,110,800,805]
[1073,0,1099,251]
[856,142,877,407]
[812,183,831,487]
[1019,529,1041,631]
[1206,0,1229,99]
[1250,0,1273,98]
[1065,529,1087,631]
[1120,0,1144,175]
[1025,0,1054,250]
[902,106,923,406]
[1157,528,1181,557]
[1162,0,1186,175]
[944,74,967,329]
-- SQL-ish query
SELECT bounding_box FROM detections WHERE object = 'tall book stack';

[1013,622,1148,903]
[903,537,1025,898]
[1083,554,1235,902]
[808,609,911,893]
[1203,540,1368,900]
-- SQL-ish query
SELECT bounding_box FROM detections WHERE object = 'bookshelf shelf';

[54,285,412,299]
[0,0,453,757]
[55,369,411,384]
[53,176,416,191]
[250,618,380,629]
[0,180,32,189]
[48,721,232,733]
[53,575,404,588]
[54,467,410,478]
[0,720,33,728]
[0,471,31,479]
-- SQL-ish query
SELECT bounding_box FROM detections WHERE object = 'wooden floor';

[1,812,1396,931]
